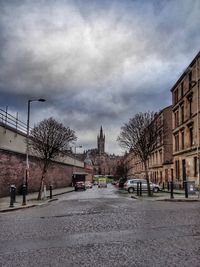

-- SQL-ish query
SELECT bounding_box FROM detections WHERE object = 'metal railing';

[0,107,27,134]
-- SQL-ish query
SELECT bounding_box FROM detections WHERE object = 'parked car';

[85,181,93,189]
[124,179,161,193]
[74,181,86,191]
[93,181,98,186]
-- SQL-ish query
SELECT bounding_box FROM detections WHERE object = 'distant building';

[77,126,122,177]
[84,153,93,182]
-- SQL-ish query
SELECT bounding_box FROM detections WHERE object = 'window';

[180,105,184,124]
[181,131,184,150]
[159,131,163,144]
[194,157,198,177]
[175,160,180,180]
[174,89,179,104]
[189,127,193,146]
[189,71,192,89]
[189,98,192,118]
[174,109,179,127]
[160,171,163,183]
[175,133,179,151]
[181,82,184,97]
[159,150,163,164]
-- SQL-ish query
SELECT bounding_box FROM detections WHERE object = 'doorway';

[182,159,186,182]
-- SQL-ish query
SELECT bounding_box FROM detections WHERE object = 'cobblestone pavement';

[0,184,200,267]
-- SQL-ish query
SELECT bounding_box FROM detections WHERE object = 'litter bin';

[187,181,196,195]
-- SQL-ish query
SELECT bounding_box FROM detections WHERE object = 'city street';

[0,184,200,267]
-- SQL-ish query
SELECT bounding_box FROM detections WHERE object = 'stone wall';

[0,149,84,197]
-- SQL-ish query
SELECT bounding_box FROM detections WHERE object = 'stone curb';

[157,199,200,202]
[131,195,200,202]
[0,204,37,213]
[0,189,74,213]
[27,189,75,201]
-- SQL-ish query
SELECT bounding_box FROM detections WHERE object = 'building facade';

[125,152,145,178]
[171,51,200,188]
[125,106,173,185]
[148,106,173,185]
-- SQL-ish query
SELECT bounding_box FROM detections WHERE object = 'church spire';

[97,126,105,154]
[100,125,103,138]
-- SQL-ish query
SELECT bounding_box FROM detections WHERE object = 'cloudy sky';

[0,0,199,155]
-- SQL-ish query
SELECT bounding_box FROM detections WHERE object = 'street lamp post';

[25,98,46,191]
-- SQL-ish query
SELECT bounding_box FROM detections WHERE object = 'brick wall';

[0,149,84,197]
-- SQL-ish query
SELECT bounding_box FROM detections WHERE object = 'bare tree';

[117,112,158,196]
[115,154,129,180]
[29,117,77,200]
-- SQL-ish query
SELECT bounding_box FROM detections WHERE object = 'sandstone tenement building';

[125,106,173,185]
[124,50,200,188]
[171,51,200,188]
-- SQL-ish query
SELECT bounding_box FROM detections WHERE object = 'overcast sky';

[0,0,199,155]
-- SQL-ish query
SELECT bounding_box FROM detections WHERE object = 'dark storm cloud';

[0,0,200,153]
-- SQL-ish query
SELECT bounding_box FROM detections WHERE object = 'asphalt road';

[0,184,200,267]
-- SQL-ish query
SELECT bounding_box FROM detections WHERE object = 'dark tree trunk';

[144,160,152,197]
[37,163,48,200]
[37,176,45,200]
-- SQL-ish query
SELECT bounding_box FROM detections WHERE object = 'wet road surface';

[0,184,200,266]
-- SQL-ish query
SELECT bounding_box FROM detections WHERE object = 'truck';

[98,177,107,188]
[72,172,87,191]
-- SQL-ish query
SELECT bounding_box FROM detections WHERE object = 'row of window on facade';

[175,157,199,180]
[148,149,163,166]
[174,93,193,128]
[174,125,194,152]
[173,70,193,105]
[130,149,163,171]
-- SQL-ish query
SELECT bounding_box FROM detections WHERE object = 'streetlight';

[25,99,46,190]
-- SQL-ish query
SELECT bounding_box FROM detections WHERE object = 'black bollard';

[170,181,174,199]
[184,181,188,198]
[22,185,27,205]
[139,182,142,196]
[162,182,165,190]
[49,185,53,199]
[9,185,15,208]
[13,185,16,203]
[137,182,139,196]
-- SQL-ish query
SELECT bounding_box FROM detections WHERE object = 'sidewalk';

[131,190,200,202]
[0,187,74,212]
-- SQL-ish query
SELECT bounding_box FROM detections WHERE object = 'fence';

[0,107,27,134]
